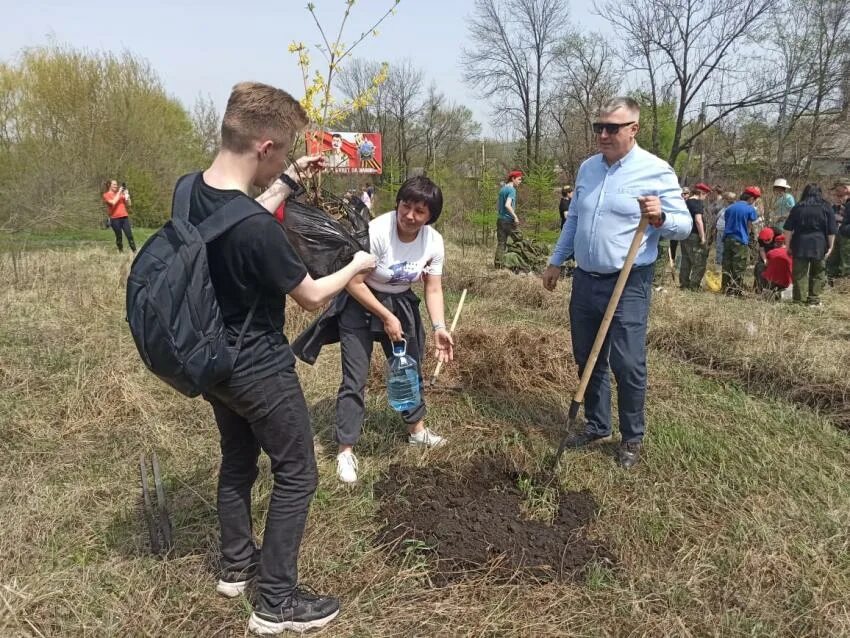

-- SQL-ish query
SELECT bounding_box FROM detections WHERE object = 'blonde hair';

[221,82,309,153]
[723,191,737,203]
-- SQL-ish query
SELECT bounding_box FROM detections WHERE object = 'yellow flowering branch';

[289,0,400,189]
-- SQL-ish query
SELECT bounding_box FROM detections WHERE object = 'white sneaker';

[408,427,447,448]
[336,451,358,484]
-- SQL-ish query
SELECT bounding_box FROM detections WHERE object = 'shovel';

[550,215,650,473]
[424,288,467,391]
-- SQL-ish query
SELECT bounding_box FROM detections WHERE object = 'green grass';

[1,241,849,636]
[0,226,156,251]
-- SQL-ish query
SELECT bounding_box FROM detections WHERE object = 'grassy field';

[1,238,849,637]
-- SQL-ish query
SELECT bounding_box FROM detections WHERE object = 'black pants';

[204,364,317,609]
[494,219,517,268]
[110,217,136,252]
[335,296,426,446]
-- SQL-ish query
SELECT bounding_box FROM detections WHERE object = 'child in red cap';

[761,234,793,299]
[754,227,779,292]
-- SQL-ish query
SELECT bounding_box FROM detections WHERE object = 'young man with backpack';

[129,82,375,635]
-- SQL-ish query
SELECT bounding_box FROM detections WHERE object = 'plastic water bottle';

[386,339,421,412]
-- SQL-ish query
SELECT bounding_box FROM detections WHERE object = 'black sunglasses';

[592,121,636,135]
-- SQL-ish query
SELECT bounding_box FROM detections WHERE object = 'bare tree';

[419,84,481,171]
[191,95,220,161]
[551,32,621,168]
[337,58,390,133]
[800,0,850,174]
[597,0,783,167]
[385,59,424,175]
[461,0,567,165]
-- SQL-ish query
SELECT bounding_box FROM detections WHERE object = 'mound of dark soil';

[374,456,615,583]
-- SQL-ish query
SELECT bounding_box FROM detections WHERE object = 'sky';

[1,0,608,137]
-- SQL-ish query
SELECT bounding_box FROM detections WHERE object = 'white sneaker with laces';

[336,451,358,484]
[408,427,447,448]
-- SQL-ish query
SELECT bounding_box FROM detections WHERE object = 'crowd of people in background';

[645,176,850,307]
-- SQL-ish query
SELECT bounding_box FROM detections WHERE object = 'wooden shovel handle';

[430,288,467,383]
[573,216,650,404]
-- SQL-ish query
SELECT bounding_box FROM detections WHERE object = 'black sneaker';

[216,548,260,598]
[563,432,612,448]
[249,585,340,635]
[617,442,642,469]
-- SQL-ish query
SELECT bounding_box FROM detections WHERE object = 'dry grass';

[1,241,850,637]
[648,289,850,428]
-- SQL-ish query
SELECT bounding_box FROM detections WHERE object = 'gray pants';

[335,298,426,446]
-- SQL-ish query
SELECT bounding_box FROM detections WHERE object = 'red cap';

[774,234,786,246]
[694,182,712,193]
[744,186,762,199]
[758,228,775,243]
[507,170,524,180]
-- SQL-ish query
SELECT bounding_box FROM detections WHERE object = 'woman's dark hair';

[395,175,444,224]
[799,183,826,205]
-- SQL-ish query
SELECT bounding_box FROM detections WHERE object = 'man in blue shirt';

[542,96,691,470]
[721,187,761,294]
[494,170,523,268]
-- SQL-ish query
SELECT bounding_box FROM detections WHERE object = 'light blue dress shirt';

[549,144,692,274]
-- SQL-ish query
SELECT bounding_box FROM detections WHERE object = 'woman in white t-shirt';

[335,176,454,483]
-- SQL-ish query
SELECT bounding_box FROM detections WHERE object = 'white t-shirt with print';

[366,211,445,294]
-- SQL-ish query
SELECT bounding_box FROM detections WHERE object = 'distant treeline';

[0,45,219,230]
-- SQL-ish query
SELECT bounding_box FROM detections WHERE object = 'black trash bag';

[282,191,371,278]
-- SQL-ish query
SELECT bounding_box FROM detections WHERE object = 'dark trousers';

[792,257,826,304]
[679,234,707,290]
[336,298,426,446]
[109,217,136,252]
[753,260,768,292]
[204,365,317,609]
[494,219,516,268]
[569,265,653,443]
[722,238,748,295]
[826,234,848,278]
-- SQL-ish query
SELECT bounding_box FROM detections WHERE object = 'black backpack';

[126,172,266,397]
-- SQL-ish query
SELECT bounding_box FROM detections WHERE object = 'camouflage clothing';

[793,257,826,304]
[722,237,748,295]
[679,234,708,290]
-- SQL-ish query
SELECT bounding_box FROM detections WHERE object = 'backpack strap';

[171,171,269,243]
[171,172,201,223]
[196,194,270,243]
[235,297,260,352]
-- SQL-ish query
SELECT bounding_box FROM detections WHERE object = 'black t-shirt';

[559,196,571,216]
[783,202,837,260]
[686,198,704,235]
[189,177,308,382]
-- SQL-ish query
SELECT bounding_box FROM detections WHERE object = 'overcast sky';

[2,0,609,136]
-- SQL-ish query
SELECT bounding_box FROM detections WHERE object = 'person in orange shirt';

[102,179,136,252]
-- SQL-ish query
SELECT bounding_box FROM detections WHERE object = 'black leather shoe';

[564,432,612,448]
[617,442,642,469]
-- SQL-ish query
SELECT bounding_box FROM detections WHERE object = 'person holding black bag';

[184,82,375,636]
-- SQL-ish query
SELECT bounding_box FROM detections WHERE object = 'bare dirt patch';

[374,455,615,584]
